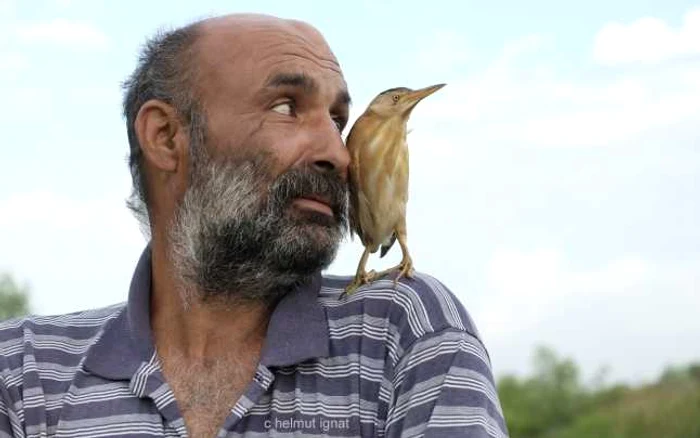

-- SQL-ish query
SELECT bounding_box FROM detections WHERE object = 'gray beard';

[167,133,348,308]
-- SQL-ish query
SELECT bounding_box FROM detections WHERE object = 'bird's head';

[366,83,446,119]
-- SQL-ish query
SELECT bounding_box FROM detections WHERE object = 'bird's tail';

[380,233,396,258]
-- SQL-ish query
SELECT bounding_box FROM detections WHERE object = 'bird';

[344,83,445,295]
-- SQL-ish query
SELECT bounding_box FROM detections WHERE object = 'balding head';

[198,13,331,45]
[123,13,349,233]
[189,13,343,110]
[191,14,345,126]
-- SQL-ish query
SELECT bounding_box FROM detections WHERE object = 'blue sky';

[1,0,699,385]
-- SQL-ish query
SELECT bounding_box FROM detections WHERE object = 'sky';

[0,0,698,386]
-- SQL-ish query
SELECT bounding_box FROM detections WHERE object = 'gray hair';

[121,22,203,236]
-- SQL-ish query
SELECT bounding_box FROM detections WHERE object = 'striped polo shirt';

[0,246,508,437]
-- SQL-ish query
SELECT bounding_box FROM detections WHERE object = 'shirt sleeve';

[384,328,509,438]
[0,381,18,438]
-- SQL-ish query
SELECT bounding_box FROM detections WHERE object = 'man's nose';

[308,116,350,179]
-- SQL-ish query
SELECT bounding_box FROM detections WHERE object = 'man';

[0,13,508,438]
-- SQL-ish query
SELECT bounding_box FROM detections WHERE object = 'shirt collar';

[84,244,330,380]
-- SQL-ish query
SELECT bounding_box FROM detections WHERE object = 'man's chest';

[162,356,259,438]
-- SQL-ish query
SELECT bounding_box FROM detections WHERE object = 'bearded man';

[0,13,509,438]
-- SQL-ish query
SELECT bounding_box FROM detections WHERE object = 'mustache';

[267,166,348,222]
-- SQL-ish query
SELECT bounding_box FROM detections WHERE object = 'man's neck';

[149,240,271,362]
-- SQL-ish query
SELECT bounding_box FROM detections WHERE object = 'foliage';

[497,346,700,438]
[497,346,588,438]
[0,272,31,320]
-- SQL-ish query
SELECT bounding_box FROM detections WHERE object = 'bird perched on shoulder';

[344,83,445,295]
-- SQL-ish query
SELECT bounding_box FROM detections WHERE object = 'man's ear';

[134,100,186,173]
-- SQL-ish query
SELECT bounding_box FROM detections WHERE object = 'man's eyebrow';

[336,89,352,107]
[265,72,318,93]
[265,72,352,107]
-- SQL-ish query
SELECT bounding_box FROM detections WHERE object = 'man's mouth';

[292,195,334,217]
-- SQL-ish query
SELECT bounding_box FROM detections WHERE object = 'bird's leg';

[393,229,415,283]
[367,225,414,285]
[345,247,373,295]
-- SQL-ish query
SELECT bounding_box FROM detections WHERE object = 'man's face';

[196,18,350,183]
[168,18,352,305]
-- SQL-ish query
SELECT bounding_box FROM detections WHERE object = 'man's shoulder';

[0,303,126,339]
[0,303,126,375]
[319,271,486,358]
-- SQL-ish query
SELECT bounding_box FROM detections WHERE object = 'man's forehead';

[195,14,347,97]
[197,14,336,62]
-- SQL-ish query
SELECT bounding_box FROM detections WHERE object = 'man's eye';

[272,101,295,116]
[332,116,345,131]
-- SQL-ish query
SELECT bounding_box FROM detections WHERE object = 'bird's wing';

[347,162,363,243]
[380,135,410,257]
[346,124,365,244]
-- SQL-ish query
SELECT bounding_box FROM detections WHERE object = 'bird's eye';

[272,101,295,116]
[392,95,400,103]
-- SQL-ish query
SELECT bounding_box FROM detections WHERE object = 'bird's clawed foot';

[369,256,415,287]
[344,270,376,295]
[393,256,415,286]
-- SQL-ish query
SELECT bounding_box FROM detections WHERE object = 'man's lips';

[292,196,334,217]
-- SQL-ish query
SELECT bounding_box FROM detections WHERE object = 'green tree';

[0,272,31,320]
[497,346,588,438]
[497,346,700,438]
[551,366,700,438]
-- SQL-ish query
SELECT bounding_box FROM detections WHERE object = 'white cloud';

[0,190,142,246]
[479,248,700,382]
[481,249,654,335]
[499,33,549,64]
[512,81,700,147]
[412,29,700,149]
[0,0,15,16]
[0,51,28,77]
[593,8,700,65]
[414,30,470,73]
[15,18,109,50]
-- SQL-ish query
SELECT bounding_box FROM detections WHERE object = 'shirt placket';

[217,365,276,437]
[129,354,188,437]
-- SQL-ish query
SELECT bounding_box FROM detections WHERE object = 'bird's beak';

[403,83,446,110]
